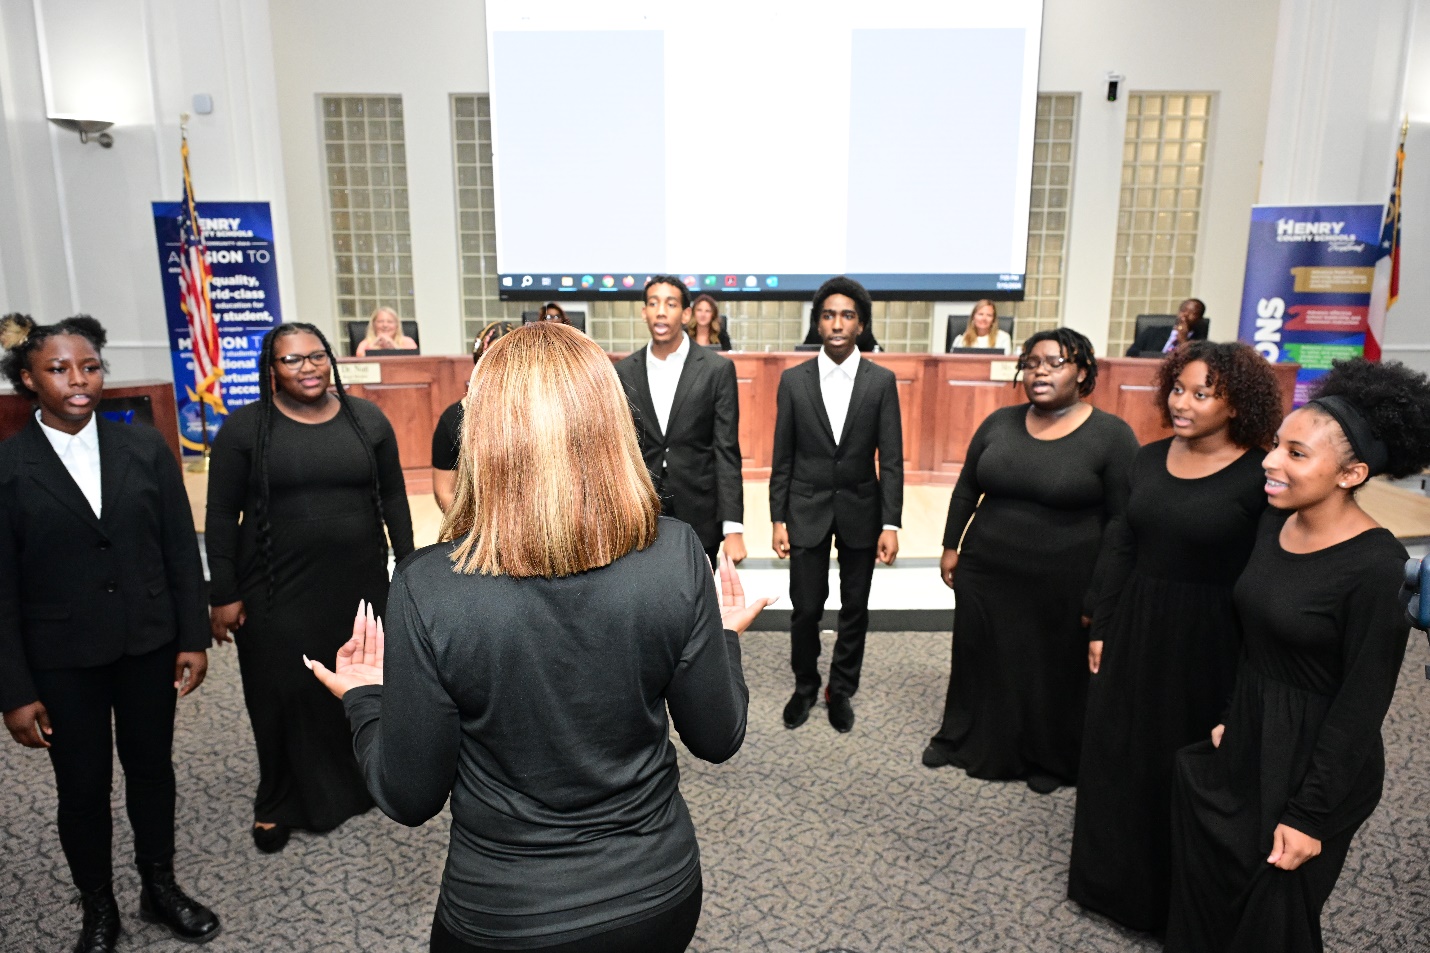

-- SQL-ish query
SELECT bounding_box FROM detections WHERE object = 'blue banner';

[1237,204,1382,405]
[152,201,282,453]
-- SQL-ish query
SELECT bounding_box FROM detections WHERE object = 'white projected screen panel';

[486,0,1043,299]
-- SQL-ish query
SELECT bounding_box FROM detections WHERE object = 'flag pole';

[181,112,212,474]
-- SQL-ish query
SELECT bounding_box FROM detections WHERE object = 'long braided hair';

[253,322,389,606]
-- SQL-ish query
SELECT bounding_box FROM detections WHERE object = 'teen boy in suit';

[770,277,902,733]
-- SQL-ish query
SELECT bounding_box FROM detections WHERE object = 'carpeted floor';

[3,630,1428,952]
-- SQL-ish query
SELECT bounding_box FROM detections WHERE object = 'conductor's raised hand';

[308,599,385,699]
[716,555,774,635]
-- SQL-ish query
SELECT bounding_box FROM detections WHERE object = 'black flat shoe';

[783,691,815,729]
[252,823,291,854]
[1027,773,1061,794]
[73,883,121,953]
[826,690,855,733]
[921,743,952,768]
[137,863,221,944]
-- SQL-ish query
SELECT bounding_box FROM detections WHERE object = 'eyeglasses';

[1016,355,1071,371]
[274,351,331,368]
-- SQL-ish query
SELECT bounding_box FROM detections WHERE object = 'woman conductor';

[309,322,769,953]
[0,314,220,952]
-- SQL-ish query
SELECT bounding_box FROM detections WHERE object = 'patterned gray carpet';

[3,631,1428,952]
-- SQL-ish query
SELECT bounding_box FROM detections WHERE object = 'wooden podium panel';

[338,353,1301,488]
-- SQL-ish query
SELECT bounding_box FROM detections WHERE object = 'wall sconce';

[48,116,115,148]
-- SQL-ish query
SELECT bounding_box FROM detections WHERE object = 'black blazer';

[614,342,744,550]
[769,355,903,549]
[1125,321,1208,357]
[0,417,209,711]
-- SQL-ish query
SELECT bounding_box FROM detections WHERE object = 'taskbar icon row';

[500,273,783,292]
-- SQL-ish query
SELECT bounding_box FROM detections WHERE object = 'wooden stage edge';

[333,351,1302,490]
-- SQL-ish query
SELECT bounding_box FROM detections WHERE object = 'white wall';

[0,0,293,383]
[267,0,488,358]
[1039,0,1282,353]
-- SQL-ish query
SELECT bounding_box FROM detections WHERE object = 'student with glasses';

[205,322,414,853]
[923,328,1137,794]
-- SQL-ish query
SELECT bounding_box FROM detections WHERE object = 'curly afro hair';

[1307,358,1430,479]
[0,313,108,399]
[1155,341,1283,449]
[1017,327,1098,396]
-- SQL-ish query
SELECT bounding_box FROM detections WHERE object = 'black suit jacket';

[0,417,210,711]
[614,342,744,550]
[1125,321,1209,357]
[769,355,903,549]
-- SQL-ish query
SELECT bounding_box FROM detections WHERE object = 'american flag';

[177,129,223,406]
[1365,119,1405,362]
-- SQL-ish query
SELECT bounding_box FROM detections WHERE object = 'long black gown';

[1068,439,1266,932]
[1166,508,1410,952]
[929,403,1138,784]
[206,397,414,831]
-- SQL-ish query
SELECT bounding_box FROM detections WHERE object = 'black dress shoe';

[137,863,221,944]
[783,691,815,729]
[252,822,291,854]
[826,690,855,733]
[921,743,952,768]
[1027,773,1062,794]
[73,883,121,953]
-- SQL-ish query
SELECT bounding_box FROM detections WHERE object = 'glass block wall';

[1108,92,1213,355]
[320,95,414,350]
[1002,93,1078,346]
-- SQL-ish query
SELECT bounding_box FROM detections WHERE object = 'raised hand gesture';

[308,599,385,699]
[715,555,774,634]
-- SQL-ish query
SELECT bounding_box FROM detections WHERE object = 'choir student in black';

[1166,359,1430,952]
[0,315,219,952]
[1069,342,1283,932]
[206,323,413,853]
[925,329,1137,794]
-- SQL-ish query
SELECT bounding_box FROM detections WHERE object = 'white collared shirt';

[817,346,861,445]
[645,331,691,437]
[647,333,743,537]
[814,347,899,532]
[36,409,102,517]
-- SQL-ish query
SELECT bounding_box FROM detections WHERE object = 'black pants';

[430,877,702,953]
[789,530,877,698]
[31,643,179,892]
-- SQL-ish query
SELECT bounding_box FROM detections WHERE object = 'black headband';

[1308,394,1391,477]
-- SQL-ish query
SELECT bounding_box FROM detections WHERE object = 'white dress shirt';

[36,409,102,517]
[816,347,898,531]
[646,333,743,537]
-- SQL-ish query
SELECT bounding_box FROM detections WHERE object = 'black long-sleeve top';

[342,518,748,949]
[204,397,413,604]
[942,404,1137,614]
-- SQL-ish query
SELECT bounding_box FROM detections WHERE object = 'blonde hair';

[440,322,660,577]
[960,300,999,348]
[363,306,403,346]
[685,294,724,340]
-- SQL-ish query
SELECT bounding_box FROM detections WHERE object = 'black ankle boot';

[73,883,121,953]
[137,862,221,944]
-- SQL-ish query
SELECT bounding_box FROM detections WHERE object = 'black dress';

[929,404,1138,784]
[206,398,414,831]
[1166,509,1410,952]
[1068,439,1267,932]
